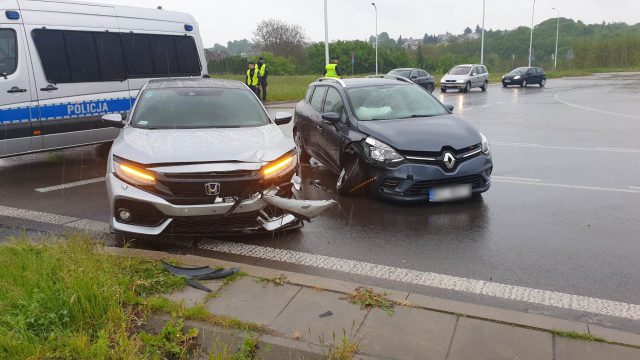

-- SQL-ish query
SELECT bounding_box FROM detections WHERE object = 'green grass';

[551,330,608,343]
[0,234,190,359]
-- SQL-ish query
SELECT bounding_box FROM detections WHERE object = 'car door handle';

[40,85,58,91]
[7,87,27,93]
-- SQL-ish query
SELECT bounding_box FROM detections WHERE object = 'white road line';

[35,177,105,193]
[493,142,640,154]
[199,240,640,321]
[1,204,640,321]
[492,176,542,182]
[554,91,640,120]
[630,186,640,190]
[493,179,640,194]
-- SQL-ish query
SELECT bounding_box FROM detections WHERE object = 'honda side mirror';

[321,112,340,124]
[102,113,126,128]
[472,73,477,76]
[274,112,293,125]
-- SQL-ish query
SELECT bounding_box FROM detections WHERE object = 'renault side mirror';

[274,112,293,125]
[321,112,340,124]
[102,113,126,128]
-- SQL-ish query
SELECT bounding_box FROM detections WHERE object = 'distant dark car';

[387,68,436,92]
[502,67,546,87]
[293,77,492,203]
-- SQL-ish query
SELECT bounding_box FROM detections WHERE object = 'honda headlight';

[261,150,297,180]
[480,133,491,155]
[365,137,404,163]
[513,75,522,80]
[113,156,156,186]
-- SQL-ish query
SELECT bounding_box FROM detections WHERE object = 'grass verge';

[0,234,195,359]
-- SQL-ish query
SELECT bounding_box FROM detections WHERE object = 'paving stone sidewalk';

[108,247,640,360]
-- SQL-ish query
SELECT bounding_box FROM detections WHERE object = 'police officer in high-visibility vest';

[325,56,342,79]
[257,56,268,102]
[246,62,260,98]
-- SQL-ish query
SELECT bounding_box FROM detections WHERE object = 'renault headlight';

[262,150,297,180]
[513,75,522,80]
[113,156,156,186]
[365,137,404,163]
[480,133,491,155]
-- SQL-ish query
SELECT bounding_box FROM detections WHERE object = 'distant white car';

[103,78,335,243]
[440,64,489,93]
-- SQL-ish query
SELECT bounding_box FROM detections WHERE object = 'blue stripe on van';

[1,97,134,124]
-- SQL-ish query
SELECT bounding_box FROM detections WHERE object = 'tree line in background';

[208,18,640,76]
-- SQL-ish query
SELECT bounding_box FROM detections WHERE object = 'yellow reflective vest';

[325,63,339,78]
[257,63,267,77]
[246,69,259,86]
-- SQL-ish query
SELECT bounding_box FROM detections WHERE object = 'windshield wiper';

[397,114,435,119]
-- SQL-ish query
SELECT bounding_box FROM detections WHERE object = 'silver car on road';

[103,78,335,243]
[440,64,489,93]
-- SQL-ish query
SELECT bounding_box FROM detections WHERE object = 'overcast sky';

[98,0,640,47]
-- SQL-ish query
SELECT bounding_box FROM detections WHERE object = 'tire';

[481,81,488,92]
[106,232,126,247]
[502,82,507,88]
[441,88,447,93]
[463,82,471,93]
[522,80,528,88]
[539,78,546,87]
[427,83,434,92]
[336,152,367,196]
[294,129,311,164]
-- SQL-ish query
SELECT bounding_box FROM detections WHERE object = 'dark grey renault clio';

[294,76,493,202]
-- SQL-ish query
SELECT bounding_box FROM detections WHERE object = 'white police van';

[0,0,207,157]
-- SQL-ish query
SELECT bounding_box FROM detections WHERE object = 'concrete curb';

[104,246,640,349]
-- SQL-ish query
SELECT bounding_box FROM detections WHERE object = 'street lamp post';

[324,0,329,66]
[480,0,485,64]
[528,0,536,67]
[371,2,378,75]
[552,7,560,71]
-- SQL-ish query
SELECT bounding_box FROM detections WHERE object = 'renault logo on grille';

[443,152,456,170]
[205,183,221,196]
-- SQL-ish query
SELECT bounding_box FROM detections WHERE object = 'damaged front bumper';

[107,173,336,236]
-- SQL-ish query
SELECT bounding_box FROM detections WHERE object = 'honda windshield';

[347,84,449,121]
[132,88,270,129]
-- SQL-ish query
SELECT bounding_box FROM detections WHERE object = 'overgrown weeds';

[347,287,395,316]
[257,274,287,286]
[551,329,608,343]
[0,234,190,359]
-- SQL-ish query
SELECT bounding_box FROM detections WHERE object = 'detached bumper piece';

[161,260,240,292]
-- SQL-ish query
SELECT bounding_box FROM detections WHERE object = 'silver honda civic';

[103,78,335,243]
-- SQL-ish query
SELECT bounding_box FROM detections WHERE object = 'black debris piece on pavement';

[161,260,240,291]
[319,310,333,318]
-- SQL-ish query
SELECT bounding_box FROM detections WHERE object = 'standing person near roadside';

[257,56,268,102]
[246,62,260,98]
[325,56,342,79]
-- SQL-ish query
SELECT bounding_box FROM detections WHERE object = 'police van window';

[121,33,154,77]
[310,86,327,112]
[0,29,17,76]
[94,32,126,81]
[174,36,201,74]
[149,34,180,75]
[65,31,101,82]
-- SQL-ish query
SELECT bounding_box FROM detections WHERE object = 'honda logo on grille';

[443,152,456,170]
[205,183,221,196]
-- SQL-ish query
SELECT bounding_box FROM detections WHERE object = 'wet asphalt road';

[1,73,639,332]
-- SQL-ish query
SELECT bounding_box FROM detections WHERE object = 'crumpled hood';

[112,125,294,165]
[357,115,482,152]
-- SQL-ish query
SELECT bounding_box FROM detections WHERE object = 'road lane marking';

[35,177,105,193]
[630,186,640,190]
[198,240,640,321]
[494,142,640,154]
[492,176,542,182]
[493,179,640,194]
[1,204,640,321]
[554,91,640,120]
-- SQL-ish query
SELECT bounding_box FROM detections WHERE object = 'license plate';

[429,184,472,202]
[504,80,511,83]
